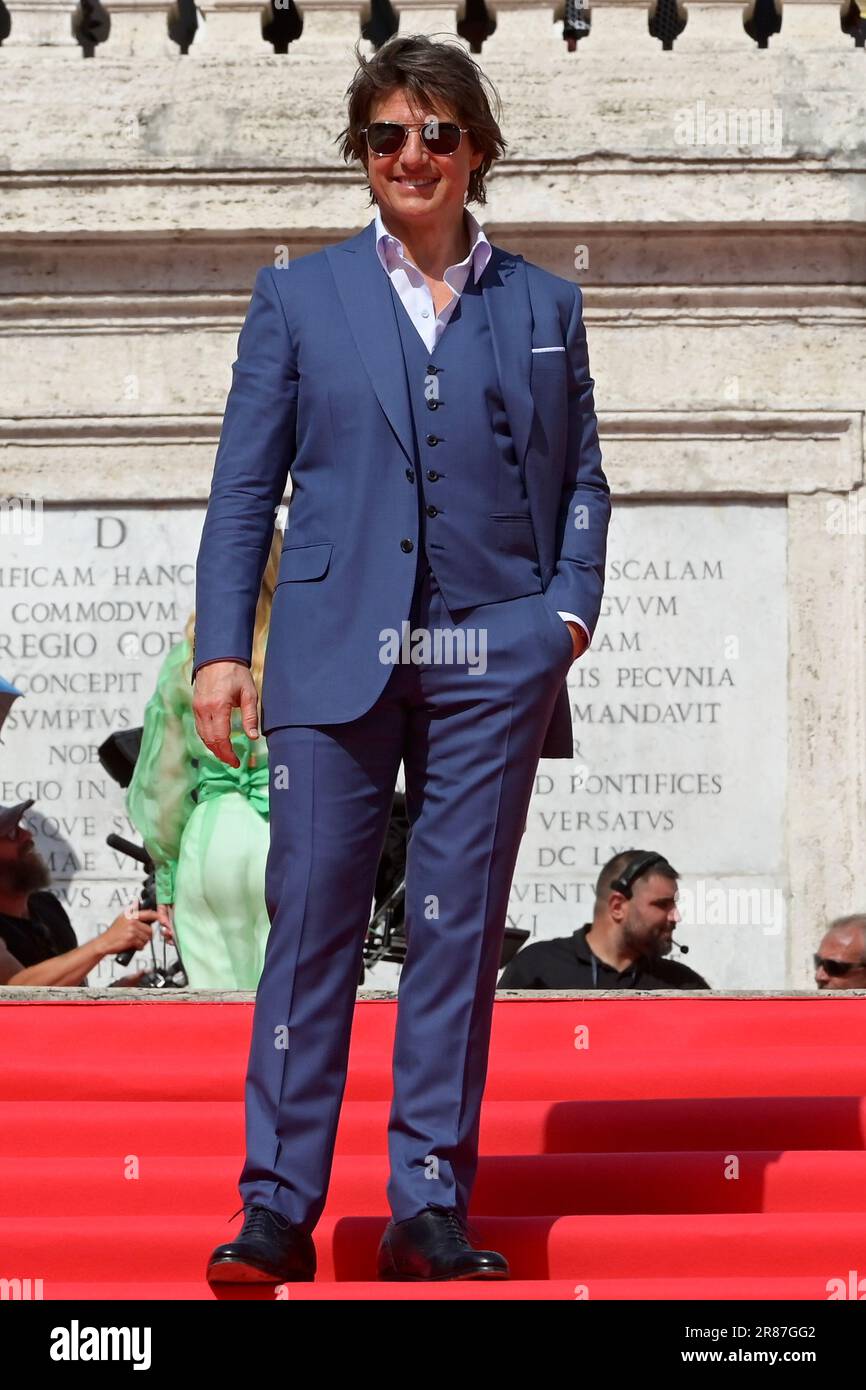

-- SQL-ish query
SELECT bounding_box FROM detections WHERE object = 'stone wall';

[1,1,864,987]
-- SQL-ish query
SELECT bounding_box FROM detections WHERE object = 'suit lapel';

[326,222,415,465]
[325,221,535,476]
[480,245,534,479]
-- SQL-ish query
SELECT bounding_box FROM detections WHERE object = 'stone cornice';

[2,284,865,327]
[2,988,862,1005]
[1,410,860,498]
[2,172,862,236]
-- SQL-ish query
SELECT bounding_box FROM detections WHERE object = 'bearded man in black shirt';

[0,800,157,986]
[498,849,710,991]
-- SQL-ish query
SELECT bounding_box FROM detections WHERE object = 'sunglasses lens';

[814,955,853,976]
[367,123,404,156]
[423,122,461,154]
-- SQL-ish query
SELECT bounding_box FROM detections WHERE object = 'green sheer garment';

[125,638,271,989]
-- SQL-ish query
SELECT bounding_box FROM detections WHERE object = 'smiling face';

[363,87,484,235]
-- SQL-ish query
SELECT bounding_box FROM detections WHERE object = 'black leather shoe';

[206,1204,316,1283]
[377,1204,510,1281]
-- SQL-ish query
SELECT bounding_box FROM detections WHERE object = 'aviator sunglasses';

[362,119,470,158]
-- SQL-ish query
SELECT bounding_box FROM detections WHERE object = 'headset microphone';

[609,851,689,956]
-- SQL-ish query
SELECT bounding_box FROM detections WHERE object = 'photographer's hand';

[101,909,160,957]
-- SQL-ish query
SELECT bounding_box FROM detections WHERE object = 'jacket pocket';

[490,513,538,563]
[276,541,333,583]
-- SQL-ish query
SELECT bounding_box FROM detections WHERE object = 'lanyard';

[590,951,639,989]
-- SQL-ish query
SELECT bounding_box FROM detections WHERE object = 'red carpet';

[2,995,866,1299]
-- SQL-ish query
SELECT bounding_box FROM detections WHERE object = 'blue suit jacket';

[193,221,610,758]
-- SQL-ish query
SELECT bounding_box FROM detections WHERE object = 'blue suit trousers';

[237,559,574,1228]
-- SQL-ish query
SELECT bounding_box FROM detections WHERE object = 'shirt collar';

[373,203,492,284]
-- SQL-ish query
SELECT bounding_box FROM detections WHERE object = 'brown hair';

[335,33,507,209]
[595,851,680,913]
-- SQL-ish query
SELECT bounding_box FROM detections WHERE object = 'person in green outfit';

[126,526,283,989]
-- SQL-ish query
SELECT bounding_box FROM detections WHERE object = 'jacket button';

[426,364,438,374]
[427,469,439,481]
[426,435,439,446]
[426,504,438,517]
[426,399,440,410]
[400,538,414,552]
[405,468,415,482]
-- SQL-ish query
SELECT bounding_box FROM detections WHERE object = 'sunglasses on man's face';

[363,120,469,158]
[813,954,866,977]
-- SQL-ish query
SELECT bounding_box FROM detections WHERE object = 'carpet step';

[4,999,866,1105]
[5,1051,866,1103]
[3,1095,864,1157]
[3,1151,866,1217]
[3,1212,865,1283]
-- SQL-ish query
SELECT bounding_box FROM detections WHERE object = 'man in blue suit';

[195,34,610,1283]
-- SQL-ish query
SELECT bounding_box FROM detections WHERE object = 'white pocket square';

[531,345,566,353]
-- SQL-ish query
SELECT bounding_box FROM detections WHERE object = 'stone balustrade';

[0,0,863,57]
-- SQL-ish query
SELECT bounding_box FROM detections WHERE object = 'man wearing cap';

[0,800,158,986]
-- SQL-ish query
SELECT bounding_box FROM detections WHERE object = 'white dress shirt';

[372,203,589,650]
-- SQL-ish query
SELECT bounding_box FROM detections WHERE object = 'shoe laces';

[230,1203,290,1237]
[427,1204,483,1248]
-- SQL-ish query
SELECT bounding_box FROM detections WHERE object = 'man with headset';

[498,850,711,990]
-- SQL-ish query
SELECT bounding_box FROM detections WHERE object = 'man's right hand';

[101,910,160,957]
[192,660,260,768]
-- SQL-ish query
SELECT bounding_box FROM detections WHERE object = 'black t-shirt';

[0,890,78,970]
[498,922,711,990]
